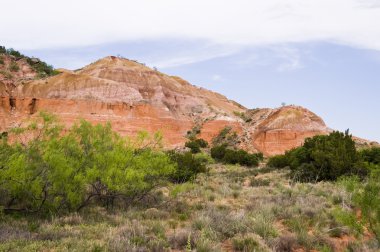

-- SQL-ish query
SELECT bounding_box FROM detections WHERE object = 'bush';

[26,57,59,77]
[0,56,4,65]
[0,113,175,215]
[211,145,260,167]
[268,154,289,168]
[359,147,380,165]
[268,131,368,182]
[340,169,380,244]
[185,138,208,154]
[232,235,259,251]
[167,151,207,183]
[212,126,239,147]
[0,46,6,54]
[210,144,228,160]
[6,48,22,58]
[250,178,270,187]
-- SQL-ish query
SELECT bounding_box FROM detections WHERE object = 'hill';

[0,52,375,155]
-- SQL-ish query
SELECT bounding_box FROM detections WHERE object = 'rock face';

[248,106,329,156]
[0,56,333,155]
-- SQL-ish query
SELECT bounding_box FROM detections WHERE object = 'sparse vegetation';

[0,45,59,77]
[9,61,19,72]
[0,115,379,251]
[0,70,12,79]
[211,126,239,147]
[339,168,380,243]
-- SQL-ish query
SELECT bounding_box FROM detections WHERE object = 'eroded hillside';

[0,54,355,155]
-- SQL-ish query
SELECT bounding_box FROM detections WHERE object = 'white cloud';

[273,46,304,72]
[232,45,307,72]
[1,0,380,51]
[211,74,223,81]
[147,46,238,68]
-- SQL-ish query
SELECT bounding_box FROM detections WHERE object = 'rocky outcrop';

[0,56,338,155]
[249,106,330,156]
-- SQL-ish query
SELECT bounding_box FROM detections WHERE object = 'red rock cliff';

[0,56,331,155]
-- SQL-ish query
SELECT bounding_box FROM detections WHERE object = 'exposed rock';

[0,55,366,156]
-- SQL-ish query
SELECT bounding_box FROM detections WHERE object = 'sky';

[1,0,379,142]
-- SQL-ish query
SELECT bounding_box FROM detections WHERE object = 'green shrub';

[186,125,202,140]
[26,57,59,77]
[212,126,239,147]
[233,111,252,123]
[185,138,208,154]
[267,154,289,168]
[0,113,175,215]
[331,208,363,237]
[185,141,201,153]
[269,131,368,182]
[359,147,380,165]
[167,151,207,183]
[195,138,208,148]
[339,169,380,244]
[210,144,228,160]
[6,48,22,58]
[250,178,270,187]
[211,145,260,167]
[0,46,6,54]
[0,56,4,65]
[232,236,259,251]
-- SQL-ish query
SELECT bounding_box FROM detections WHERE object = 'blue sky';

[1,0,379,141]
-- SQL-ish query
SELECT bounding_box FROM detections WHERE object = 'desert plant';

[185,138,208,154]
[250,178,270,187]
[0,46,6,54]
[167,151,207,183]
[212,126,239,147]
[211,144,261,167]
[359,147,380,165]
[0,113,176,214]
[6,48,22,58]
[267,154,289,168]
[232,235,260,251]
[270,131,368,182]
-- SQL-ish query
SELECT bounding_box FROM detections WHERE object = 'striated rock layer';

[0,56,337,155]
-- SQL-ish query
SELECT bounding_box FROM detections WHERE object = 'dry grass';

[0,164,377,251]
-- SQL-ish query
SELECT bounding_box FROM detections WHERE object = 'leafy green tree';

[0,113,175,214]
[269,131,368,182]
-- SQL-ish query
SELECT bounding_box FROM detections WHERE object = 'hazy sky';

[1,0,379,141]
